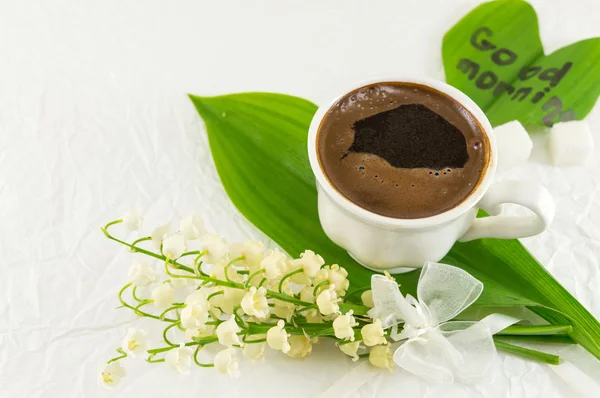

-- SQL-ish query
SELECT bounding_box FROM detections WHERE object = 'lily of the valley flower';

[180,212,205,240]
[287,335,313,359]
[299,286,315,303]
[361,290,374,308]
[210,287,244,314]
[121,328,148,358]
[181,292,210,329]
[165,344,193,375]
[216,317,243,347]
[242,339,266,362]
[241,286,269,319]
[214,348,240,378]
[99,362,126,388]
[128,261,158,287]
[260,250,288,280]
[185,326,214,342]
[369,344,394,371]
[272,299,295,322]
[315,264,350,295]
[151,283,174,309]
[316,285,340,316]
[304,309,323,323]
[339,341,361,361]
[229,240,265,268]
[293,250,325,278]
[200,233,229,264]
[151,222,171,249]
[266,320,291,353]
[162,232,187,259]
[333,311,358,341]
[122,209,142,231]
[361,319,386,346]
[210,256,244,283]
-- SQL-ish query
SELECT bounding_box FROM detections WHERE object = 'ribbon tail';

[393,334,455,384]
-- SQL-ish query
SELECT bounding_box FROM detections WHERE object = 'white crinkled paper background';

[1,0,600,397]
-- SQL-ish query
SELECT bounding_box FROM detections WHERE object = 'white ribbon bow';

[368,262,519,384]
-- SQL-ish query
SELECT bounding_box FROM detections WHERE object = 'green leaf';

[189,92,600,360]
[443,0,600,127]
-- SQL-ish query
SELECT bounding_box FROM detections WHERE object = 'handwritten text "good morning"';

[457,27,574,126]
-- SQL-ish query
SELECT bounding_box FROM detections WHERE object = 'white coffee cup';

[307,77,555,273]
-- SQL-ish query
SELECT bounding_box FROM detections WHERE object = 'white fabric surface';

[1,0,600,397]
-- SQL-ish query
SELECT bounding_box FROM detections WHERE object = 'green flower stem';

[106,348,128,364]
[146,354,165,363]
[233,307,248,328]
[159,304,184,320]
[494,339,560,365]
[131,286,145,302]
[104,219,123,229]
[237,270,249,275]
[495,335,576,345]
[118,283,177,322]
[278,269,304,293]
[131,236,152,248]
[193,345,215,368]
[180,250,202,258]
[242,334,267,343]
[295,304,317,313]
[163,322,181,346]
[497,325,573,336]
[207,290,224,301]
[224,256,245,282]
[147,337,219,354]
[258,278,267,288]
[134,300,153,316]
[313,281,330,297]
[245,269,266,288]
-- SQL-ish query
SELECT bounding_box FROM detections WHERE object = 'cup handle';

[458,180,556,242]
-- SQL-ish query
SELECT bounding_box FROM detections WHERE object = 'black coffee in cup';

[316,82,489,219]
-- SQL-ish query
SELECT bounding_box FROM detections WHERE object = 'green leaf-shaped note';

[190,92,600,360]
[443,0,600,127]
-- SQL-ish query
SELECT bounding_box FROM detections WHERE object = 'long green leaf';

[189,92,600,360]
[443,0,600,127]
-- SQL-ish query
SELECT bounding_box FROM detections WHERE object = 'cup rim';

[307,76,498,229]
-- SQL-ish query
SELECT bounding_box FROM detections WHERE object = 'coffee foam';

[317,82,488,219]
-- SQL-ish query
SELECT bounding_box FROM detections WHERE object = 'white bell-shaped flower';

[316,285,340,316]
[214,348,240,378]
[333,311,358,341]
[98,362,126,388]
[361,319,386,347]
[216,317,243,348]
[241,286,269,320]
[128,261,158,287]
[266,320,291,353]
[121,328,148,358]
[162,232,187,259]
[165,344,193,375]
[122,209,143,231]
[260,249,288,280]
[151,222,171,249]
[180,212,206,240]
[151,283,174,309]
[339,341,361,361]
[200,233,229,264]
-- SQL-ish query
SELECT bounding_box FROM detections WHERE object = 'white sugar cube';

[493,121,533,171]
[548,120,594,166]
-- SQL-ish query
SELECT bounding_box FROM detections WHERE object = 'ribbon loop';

[369,262,519,384]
